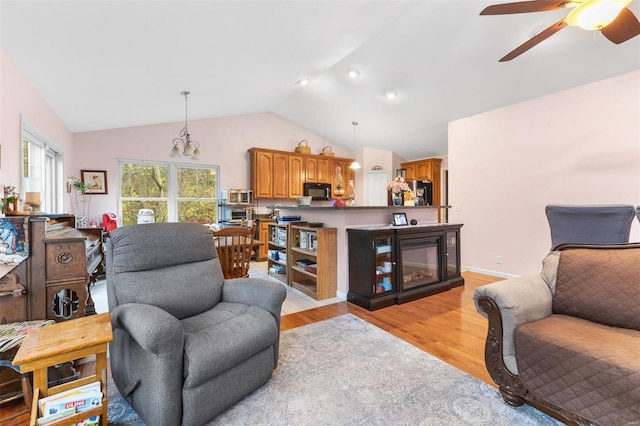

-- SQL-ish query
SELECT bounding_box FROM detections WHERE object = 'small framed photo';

[392,212,408,226]
[81,170,108,194]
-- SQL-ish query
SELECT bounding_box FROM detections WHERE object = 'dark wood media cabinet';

[347,223,463,311]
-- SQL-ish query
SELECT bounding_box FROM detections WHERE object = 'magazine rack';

[12,313,112,426]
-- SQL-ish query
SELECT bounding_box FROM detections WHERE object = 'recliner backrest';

[106,222,225,319]
[545,204,635,250]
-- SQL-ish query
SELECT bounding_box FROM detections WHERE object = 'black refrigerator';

[407,180,433,206]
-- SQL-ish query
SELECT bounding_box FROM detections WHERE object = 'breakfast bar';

[270,205,450,298]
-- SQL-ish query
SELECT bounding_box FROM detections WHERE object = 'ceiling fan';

[481,0,640,61]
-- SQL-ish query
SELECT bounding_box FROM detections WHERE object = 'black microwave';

[303,182,332,200]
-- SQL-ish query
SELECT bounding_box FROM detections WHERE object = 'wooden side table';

[12,313,113,426]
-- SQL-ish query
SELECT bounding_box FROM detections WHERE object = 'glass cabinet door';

[373,236,394,295]
[445,230,460,279]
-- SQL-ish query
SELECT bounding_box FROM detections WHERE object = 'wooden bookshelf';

[289,225,336,300]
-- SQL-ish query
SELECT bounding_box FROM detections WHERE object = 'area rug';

[108,314,562,425]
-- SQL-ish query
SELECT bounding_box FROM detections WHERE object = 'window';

[118,160,219,226]
[21,117,64,213]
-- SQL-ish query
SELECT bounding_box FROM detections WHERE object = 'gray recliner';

[545,204,635,250]
[106,223,287,426]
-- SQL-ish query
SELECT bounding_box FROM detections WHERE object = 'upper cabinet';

[249,148,355,199]
[288,155,305,198]
[400,157,443,208]
[252,151,274,198]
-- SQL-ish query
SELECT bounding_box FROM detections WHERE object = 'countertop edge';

[268,205,451,210]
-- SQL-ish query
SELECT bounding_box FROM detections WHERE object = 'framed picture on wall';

[81,170,108,194]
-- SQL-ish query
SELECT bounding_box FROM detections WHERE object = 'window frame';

[117,158,220,225]
[21,116,64,213]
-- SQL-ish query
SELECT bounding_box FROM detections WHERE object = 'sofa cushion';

[515,314,640,426]
[181,302,279,388]
[553,247,640,329]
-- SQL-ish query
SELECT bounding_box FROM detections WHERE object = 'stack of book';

[276,215,301,223]
[272,228,287,246]
[269,264,286,274]
[37,381,102,425]
[296,258,317,275]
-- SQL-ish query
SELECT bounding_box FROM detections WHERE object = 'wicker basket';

[320,146,335,157]
[294,140,311,154]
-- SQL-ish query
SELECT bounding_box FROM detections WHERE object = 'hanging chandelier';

[170,91,200,160]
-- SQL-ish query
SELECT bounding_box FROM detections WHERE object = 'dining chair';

[212,225,254,279]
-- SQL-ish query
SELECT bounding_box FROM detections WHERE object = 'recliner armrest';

[111,303,183,355]
[473,274,553,372]
[222,278,287,322]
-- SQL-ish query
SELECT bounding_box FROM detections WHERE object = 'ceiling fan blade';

[499,19,568,61]
[600,8,640,44]
[480,0,572,15]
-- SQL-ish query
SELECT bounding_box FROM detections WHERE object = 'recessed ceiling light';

[297,79,310,86]
[383,90,397,99]
[346,68,360,78]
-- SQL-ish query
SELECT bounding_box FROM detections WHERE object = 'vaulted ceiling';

[2,0,639,159]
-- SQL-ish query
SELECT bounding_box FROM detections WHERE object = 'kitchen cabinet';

[317,157,331,183]
[251,150,273,198]
[404,164,416,181]
[255,218,274,261]
[415,162,432,181]
[289,155,305,198]
[400,158,441,183]
[249,148,355,199]
[273,153,289,199]
[400,158,443,219]
[288,225,337,300]
[304,157,317,182]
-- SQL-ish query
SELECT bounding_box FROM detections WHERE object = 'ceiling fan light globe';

[566,0,632,30]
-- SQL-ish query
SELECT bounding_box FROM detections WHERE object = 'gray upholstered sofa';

[474,243,640,426]
[106,223,287,426]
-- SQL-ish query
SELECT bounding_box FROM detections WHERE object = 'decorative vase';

[392,193,402,206]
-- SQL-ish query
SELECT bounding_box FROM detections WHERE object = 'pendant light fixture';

[170,91,200,160]
[349,121,362,170]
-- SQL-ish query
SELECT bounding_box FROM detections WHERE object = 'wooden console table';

[12,313,113,426]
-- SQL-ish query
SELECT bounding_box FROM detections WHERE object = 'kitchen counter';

[269,205,449,210]
[271,205,447,298]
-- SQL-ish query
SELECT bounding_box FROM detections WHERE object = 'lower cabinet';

[347,224,463,311]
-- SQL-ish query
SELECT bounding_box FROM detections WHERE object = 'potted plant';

[67,175,91,227]
[2,185,19,215]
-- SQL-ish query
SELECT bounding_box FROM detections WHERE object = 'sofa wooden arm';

[476,295,528,407]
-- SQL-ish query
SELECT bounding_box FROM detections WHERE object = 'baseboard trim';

[462,266,519,279]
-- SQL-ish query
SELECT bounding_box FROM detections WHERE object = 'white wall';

[73,113,349,223]
[448,70,640,277]
[0,50,74,194]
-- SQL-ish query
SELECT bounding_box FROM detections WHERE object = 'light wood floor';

[1,271,501,425]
